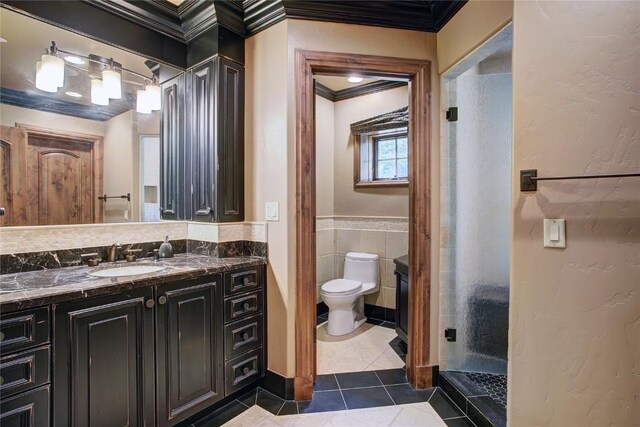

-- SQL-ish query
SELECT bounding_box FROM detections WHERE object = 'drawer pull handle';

[242,332,250,340]
[243,302,251,311]
[243,366,250,375]
[158,296,168,305]
[242,277,250,285]
[0,376,3,385]
[145,299,155,309]
[0,331,4,341]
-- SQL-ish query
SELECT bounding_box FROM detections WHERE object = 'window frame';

[354,128,409,188]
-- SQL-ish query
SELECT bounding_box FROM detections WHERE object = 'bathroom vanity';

[394,255,409,344]
[0,255,266,426]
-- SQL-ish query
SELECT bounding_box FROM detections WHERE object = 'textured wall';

[510,1,640,425]
[315,95,335,217]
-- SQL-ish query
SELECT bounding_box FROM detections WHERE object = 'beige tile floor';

[222,401,448,427]
[316,321,405,374]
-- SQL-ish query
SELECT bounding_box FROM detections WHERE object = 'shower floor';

[439,370,507,427]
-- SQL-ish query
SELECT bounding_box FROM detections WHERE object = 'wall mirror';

[0,7,181,227]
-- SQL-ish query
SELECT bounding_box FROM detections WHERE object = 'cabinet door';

[156,276,224,426]
[160,73,185,220]
[216,57,244,222]
[54,289,155,427]
[189,60,216,222]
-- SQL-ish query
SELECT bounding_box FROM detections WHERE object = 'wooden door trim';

[15,124,104,223]
[294,50,433,400]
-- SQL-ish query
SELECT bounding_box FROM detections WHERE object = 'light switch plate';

[544,219,566,248]
[265,202,279,221]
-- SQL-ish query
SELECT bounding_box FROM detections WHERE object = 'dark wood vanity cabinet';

[53,287,156,427]
[160,55,245,222]
[48,266,264,426]
[160,73,186,221]
[394,255,409,344]
[155,277,224,426]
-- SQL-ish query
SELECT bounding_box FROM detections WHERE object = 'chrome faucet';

[108,242,122,262]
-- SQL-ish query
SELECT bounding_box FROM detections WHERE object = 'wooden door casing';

[0,126,28,226]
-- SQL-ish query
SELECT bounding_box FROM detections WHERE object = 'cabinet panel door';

[54,289,155,427]
[0,385,49,427]
[160,73,185,220]
[189,60,216,222]
[216,57,244,222]
[156,276,223,426]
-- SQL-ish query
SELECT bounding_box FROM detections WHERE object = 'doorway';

[294,50,433,400]
[439,24,512,427]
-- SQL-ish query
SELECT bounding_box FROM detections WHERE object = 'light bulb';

[348,76,363,83]
[91,79,109,106]
[35,61,58,93]
[102,69,121,99]
[145,84,161,111]
[41,54,64,87]
[136,89,151,114]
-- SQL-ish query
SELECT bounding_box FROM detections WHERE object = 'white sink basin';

[90,265,165,278]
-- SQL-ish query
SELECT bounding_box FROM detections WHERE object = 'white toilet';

[321,252,380,336]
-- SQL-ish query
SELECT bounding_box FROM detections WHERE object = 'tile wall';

[316,216,408,309]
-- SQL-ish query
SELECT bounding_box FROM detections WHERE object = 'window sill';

[354,180,409,188]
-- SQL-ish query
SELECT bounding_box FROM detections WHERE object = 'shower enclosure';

[439,25,512,424]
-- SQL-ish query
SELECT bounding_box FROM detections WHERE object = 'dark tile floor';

[189,368,478,426]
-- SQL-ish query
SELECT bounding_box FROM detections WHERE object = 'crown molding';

[315,80,407,103]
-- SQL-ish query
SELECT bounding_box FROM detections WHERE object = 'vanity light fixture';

[34,40,160,111]
[0,37,7,43]
[348,76,363,83]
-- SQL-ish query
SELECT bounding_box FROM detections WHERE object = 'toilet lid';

[322,279,362,295]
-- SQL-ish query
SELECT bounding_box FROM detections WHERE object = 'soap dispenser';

[158,235,174,259]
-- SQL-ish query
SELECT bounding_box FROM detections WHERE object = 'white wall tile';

[316,229,335,257]
[316,254,336,283]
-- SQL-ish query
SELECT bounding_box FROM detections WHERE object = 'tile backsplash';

[316,216,408,309]
[0,222,268,274]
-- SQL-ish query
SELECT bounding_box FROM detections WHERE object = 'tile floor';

[191,368,477,426]
[316,319,405,374]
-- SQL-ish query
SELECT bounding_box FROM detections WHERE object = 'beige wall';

[437,0,512,74]
[333,86,409,217]
[315,95,335,217]
[509,1,640,426]
[246,19,440,376]
[103,110,136,222]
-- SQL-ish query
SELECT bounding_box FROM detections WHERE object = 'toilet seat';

[321,279,362,296]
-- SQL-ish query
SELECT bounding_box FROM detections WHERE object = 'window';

[374,133,408,180]
[355,129,409,187]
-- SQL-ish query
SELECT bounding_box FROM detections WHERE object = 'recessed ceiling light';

[65,91,82,98]
[0,37,7,43]
[348,76,363,83]
[64,55,85,65]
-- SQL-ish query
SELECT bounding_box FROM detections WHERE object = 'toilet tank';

[344,252,379,285]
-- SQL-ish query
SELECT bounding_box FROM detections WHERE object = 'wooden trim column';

[294,50,434,399]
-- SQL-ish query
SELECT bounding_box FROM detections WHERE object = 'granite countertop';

[0,254,266,312]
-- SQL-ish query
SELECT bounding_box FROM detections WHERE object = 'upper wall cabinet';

[160,56,244,222]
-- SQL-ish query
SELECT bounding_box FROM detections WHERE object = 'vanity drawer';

[0,346,50,399]
[0,307,50,356]
[224,268,261,296]
[224,291,263,323]
[0,384,50,427]
[224,347,263,395]
[224,316,263,361]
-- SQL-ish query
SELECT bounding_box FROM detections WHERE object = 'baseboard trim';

[261,369,295,401]
[316,302,395,323]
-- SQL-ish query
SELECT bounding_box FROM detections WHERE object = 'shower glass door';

[442,69,512,375]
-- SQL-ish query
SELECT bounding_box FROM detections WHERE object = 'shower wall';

[443,54,512,374]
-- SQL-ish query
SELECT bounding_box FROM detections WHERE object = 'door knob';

[145,299,155,309]
[158,295,167,305]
